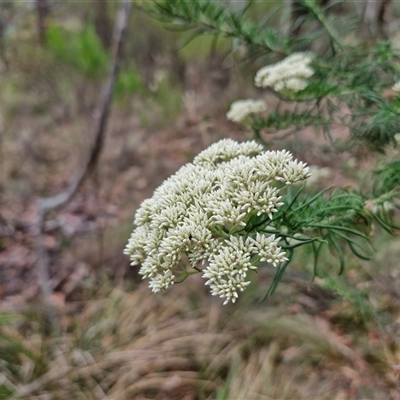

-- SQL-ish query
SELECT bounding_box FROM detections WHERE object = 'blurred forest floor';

[0,2,400,399]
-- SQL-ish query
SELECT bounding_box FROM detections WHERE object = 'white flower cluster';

[227,99,267,123]
[255,52,315,92]
[305,165,331,187]
[364,199,394,215]
[124,139,311,304]
[392,81,400,92]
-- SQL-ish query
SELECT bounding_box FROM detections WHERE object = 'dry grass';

[0,278,398,400]
[3,284,232,399]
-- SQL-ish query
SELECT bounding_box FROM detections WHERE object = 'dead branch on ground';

[35,0,132,326]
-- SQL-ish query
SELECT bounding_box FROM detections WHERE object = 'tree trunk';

[377,0,392,39]
[36,0,49,44]
[94,0,112,49]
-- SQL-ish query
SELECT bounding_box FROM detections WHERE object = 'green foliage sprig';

[143,0,400,151]
[138,0,292,57]
[132,0,400,301]
[46,23,109,77]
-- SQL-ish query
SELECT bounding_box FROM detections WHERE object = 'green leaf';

[328,233,345,275]
[260,249,293,303]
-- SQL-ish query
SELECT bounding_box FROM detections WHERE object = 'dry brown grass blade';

[10,366,73,399]
[109,372,217,399]
[250,313,359,362]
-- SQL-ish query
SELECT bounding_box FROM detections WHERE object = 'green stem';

[305,0,345,53]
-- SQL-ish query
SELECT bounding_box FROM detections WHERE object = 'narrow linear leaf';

[260,249,293,303]
[328,233,345,275]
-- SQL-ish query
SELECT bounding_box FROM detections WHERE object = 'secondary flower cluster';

[255,52,315,92]
[226,99,267,123]
[226,53,315,125]
[393,81,400,92]
[124,139,311,304]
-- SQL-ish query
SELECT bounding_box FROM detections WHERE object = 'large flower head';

[124,139,311,304]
